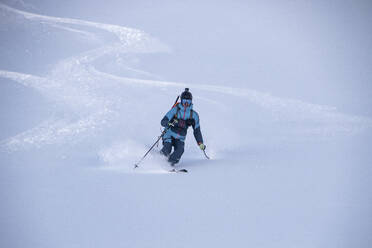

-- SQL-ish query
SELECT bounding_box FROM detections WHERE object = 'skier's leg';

[168,139,185,165]
[160,139,172,157]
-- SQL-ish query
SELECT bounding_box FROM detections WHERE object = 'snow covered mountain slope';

[1,2,372,248]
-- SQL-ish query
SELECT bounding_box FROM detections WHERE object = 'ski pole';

[134,128,167,169]
[134,95,180,169]
[202,149,210,160]
[134,119,177,169]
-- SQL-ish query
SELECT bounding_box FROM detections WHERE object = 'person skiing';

[160,88,205,165]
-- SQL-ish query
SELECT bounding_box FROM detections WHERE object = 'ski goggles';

[182,99,192,105]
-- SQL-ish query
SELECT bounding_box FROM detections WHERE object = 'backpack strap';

[186,109,194,127]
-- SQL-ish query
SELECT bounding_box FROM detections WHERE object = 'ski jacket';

[161,103,203,143]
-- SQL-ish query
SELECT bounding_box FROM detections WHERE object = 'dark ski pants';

[161,137,185,165]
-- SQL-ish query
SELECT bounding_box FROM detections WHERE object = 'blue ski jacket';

[161,103,203,143]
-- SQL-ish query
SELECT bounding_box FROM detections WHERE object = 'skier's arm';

[161,107,178,127]
[192,112,204,144]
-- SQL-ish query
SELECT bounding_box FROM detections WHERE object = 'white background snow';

[1,0,372,247]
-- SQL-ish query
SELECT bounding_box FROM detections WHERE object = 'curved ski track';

[0,3,371,154]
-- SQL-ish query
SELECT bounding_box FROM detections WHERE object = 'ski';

[169,168,188,173]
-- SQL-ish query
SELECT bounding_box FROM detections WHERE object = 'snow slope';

[1,2,372,248]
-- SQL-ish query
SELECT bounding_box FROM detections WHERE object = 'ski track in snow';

[1,4,372,170]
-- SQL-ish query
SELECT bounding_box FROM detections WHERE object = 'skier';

[160,88,205,165]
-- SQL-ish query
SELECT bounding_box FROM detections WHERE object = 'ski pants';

[161,137,185,165]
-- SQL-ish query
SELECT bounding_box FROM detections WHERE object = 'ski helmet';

[181,88,192,100]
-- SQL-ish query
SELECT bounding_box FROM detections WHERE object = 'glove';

[168,119,178,127]
[199,143,206,151]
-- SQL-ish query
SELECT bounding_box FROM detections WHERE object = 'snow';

[1,1,372,248]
